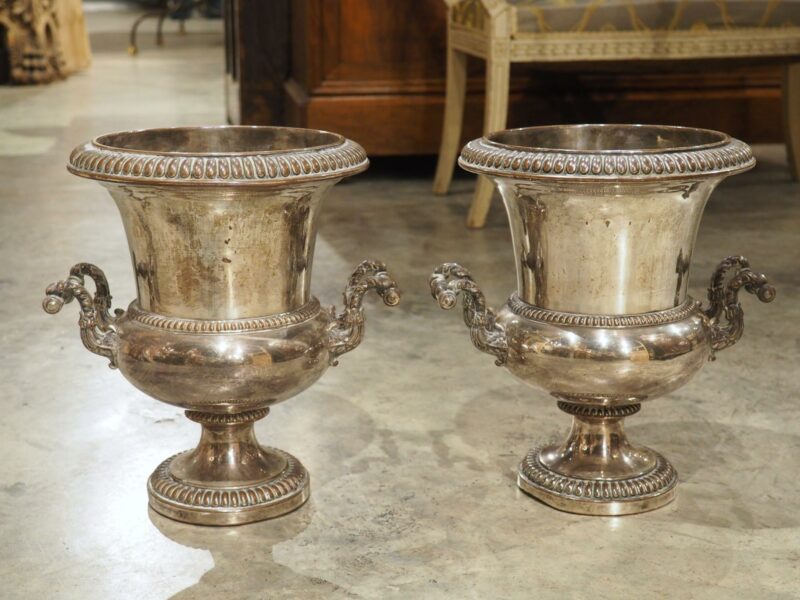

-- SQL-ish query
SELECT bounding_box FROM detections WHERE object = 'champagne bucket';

[431,124,775,515]
[43,126,400,525]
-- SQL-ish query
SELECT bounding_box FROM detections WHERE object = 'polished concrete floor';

[1,6,799,600]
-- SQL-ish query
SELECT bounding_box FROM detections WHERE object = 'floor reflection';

[149,505,347,599]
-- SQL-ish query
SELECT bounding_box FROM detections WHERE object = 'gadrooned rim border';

[459,125,754,181]
[508,294,701,328]
[518,445,678,503]
[148,447,309,510]
[67,127,368,185]
[125,298,322,333]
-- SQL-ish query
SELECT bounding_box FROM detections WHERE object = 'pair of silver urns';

[44,124,775,524]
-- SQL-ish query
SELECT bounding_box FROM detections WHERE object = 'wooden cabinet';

[226,0,785,156]
[226,0,485,154]
[284,0,468,155]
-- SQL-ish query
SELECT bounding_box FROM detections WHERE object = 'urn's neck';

[499,179,718,315]
[108,181,333,319]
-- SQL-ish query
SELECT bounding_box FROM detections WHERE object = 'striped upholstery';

[508,0,800,34]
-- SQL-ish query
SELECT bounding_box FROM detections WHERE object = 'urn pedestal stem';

[147,408,310,526]
[517,401,678,516]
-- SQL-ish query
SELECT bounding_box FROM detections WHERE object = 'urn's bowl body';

[64,126,372,415]
[496,300,712,405]
[456,124,757,404]
[113,303,332,411]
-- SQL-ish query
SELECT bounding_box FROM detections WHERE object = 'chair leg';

[466,51,510,229]
[129,11,158,55]
[433,42,468,196]
[783,62,800,181]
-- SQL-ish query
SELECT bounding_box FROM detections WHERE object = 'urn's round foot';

[517,445,677,516]
[147,447,310,526]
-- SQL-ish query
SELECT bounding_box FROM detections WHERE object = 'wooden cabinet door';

[286,0,482,155]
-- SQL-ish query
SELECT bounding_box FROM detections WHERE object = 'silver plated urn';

[431,124,775,516]
[43,126,400,525]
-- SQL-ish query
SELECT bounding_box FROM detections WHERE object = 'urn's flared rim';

[459,124,755,182]
[67,126,369,186]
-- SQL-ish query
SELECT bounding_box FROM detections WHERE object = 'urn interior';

[95,126,343,155]
[487,123,728,153]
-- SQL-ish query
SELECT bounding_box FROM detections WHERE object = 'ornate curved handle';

[42,263,121,368]
[430,262,508,366]
[326,260,400,365]
[703,255,775,357]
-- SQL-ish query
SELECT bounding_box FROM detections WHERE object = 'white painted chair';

[433,0,800,228]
